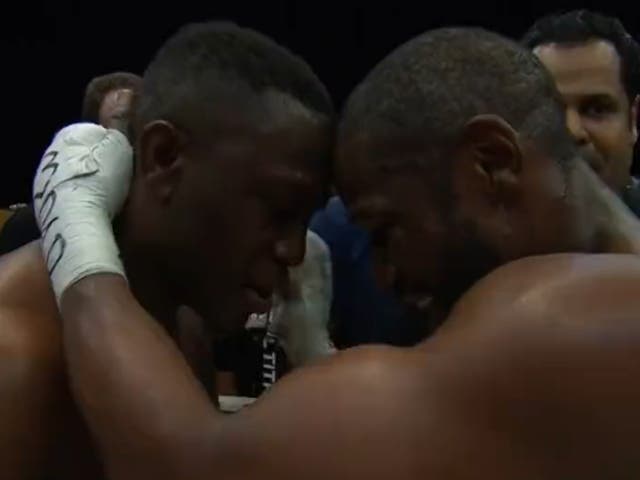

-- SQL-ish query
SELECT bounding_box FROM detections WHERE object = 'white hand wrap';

[270,230,336,366]
[32,123,133,303]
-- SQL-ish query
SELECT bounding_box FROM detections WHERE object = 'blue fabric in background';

[310,196,427,348]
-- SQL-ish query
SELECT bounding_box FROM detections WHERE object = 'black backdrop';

[1,0,636,205]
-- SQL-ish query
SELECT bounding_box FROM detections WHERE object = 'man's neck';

[572,160,640,255]
[114,217,179,335]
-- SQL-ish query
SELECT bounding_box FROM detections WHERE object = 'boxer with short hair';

[0,21,332,480]
[43,27,640,479]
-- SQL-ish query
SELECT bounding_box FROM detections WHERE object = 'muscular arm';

[431,254,640,477]
[60,256,640,479]
[60,275,219,479]
[60,274,437,480]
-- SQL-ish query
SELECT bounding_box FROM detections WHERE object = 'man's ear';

[630,95,638,144]
[457,114,523,204]
[136,120,185,203]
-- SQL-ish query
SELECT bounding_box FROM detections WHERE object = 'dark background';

[1,0,636,205]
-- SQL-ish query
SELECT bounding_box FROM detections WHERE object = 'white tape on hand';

[32,123,133,303]
[270,230,336,366]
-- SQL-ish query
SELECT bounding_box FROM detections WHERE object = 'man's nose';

[566,107,590,146]
[274,226,307,267]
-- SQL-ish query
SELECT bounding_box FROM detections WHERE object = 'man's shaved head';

[340,27,575,174]
[134,21,333,139]
[337,28,587,312]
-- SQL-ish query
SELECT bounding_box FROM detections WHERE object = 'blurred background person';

[523,10,640,215]
[0,72,141,255]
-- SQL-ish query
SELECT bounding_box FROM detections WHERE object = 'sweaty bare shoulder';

[0,243,65,479]
[439,252,640,335]
[428,253,640,478]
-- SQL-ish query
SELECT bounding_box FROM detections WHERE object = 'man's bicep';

[209,346,414,480]
[211,361,348,478]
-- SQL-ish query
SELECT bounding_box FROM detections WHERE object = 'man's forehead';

[189,83,327,133]
[336,134,409,212]
[197,86,330,157]
[337,129,428,178]
[258,89,325,129]
[335,132,379,195]
[534,38,620,66]
[249,118,331,196]
[341,125,430,154]
[534,40,623,93]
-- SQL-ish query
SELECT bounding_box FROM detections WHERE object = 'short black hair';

[81,72,142,123]
[522,10,640,101]
[134,21,334,137]
[341,28,574,171]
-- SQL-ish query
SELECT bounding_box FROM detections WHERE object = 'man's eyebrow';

[566,91,619,104]
[582,92,618,101]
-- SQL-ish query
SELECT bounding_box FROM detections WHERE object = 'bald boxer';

[523,10,640,215]
[43,27,640,479]
[0,22,332,480]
